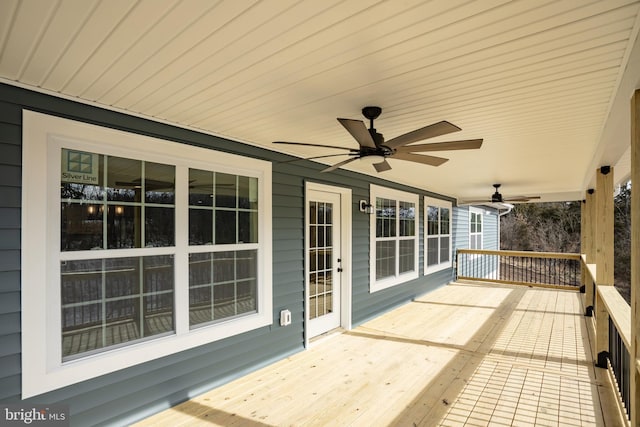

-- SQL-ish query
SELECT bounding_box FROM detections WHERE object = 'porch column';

[631,88,640,426]
[595,165,614,368]
[583,189,595,316]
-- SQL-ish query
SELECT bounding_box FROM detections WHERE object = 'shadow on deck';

[135,281,623,426]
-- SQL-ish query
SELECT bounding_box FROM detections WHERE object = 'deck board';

[134,281,623,426]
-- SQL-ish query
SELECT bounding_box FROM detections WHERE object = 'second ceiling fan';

[274,106,483,173]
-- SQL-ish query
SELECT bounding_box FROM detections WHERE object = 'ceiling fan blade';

[392,152,449,166]
[373,159,392,172]
[337,118,376,148]
[460,199,492,204]
[273,141,353,151]
[503,196,541,202]
[384,121,461,149]
[321,156,359,173]
[396,139,483,153]
[278,153,357,164]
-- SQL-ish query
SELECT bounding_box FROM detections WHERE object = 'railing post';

[595,166,614,368]
[630,88,640,425]
[584,189,595,316]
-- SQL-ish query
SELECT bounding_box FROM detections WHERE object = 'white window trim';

[469,207,484,250]
[369,184,419,293]
[22,111,273,398]
[423,197,452,275]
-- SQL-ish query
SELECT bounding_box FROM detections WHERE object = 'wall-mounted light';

[115,206,124,215]
[359,200,374,214]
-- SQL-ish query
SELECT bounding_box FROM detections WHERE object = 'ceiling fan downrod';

[362,106,384,146]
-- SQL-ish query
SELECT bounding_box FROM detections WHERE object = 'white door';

[307,188,342,337]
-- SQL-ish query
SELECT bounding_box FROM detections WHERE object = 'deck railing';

[583,261,632,422]
[456,249,581,288]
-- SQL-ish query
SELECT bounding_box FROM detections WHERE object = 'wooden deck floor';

[135,281,623,427]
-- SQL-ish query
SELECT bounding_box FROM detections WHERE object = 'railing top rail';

[457,249,582,260]
[598,286,631,351]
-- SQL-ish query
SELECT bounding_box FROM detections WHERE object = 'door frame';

[304,181,352,347]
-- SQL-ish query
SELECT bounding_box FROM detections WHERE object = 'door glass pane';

[308,201,333,320]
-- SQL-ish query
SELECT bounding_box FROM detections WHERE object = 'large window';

[424,197,452,274]
[370,185,419,292]
[22,111,272,398]
[470,207,483,250]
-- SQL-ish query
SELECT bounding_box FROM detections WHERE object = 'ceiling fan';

[273,106,483,173]
[462,184,541,204]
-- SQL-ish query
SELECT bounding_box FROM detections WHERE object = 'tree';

[500,183,631,303]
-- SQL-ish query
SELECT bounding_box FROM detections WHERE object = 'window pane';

[238,176,258,210]
[215,173,236,208]
[61,255,174,361]
[189,253,212,326]
[399,201,415,237]
[189,169,214,206]
[61,149,104,201]
[189,250,257,328]
[427,236,439,266]
[440,236,450,262]
[145,162,175,204]
[215,210,236,244]
[376,241,395,280]
[238,211,258,243]
[376,198,396,238]
[106,156,142,202]
[61,203,104,251]
[399,239,415,274]
[441,208,450,233]
[427,206,439,235]
[189,209,213,245]
[145,206,175,247]
[106,205,140,249]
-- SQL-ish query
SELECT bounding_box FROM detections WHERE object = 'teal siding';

[0,82,456,425]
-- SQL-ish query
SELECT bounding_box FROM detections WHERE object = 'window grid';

[424,198,452,274]
[371,186,418,290]
[470,210,483,250]
[59,149,261,360]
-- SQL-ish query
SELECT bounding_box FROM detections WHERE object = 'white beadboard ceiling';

[2,0,640,203]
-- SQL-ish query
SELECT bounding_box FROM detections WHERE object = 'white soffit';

[1,0,639,202]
